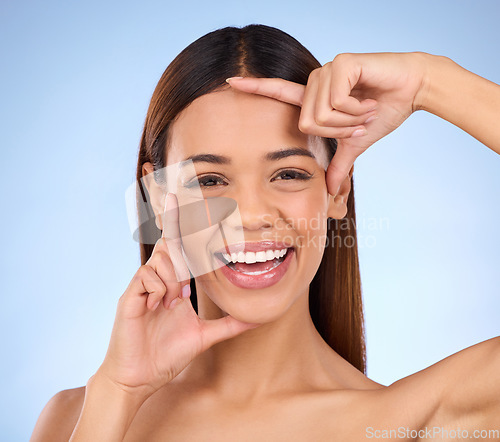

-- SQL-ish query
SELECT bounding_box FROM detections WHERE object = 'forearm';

[69,372,149,441]
[416,53,500,155]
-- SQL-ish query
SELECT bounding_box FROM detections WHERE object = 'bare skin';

[36,334,500,441]
[31,52,500,441]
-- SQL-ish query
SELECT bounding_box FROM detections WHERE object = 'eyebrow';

[180,147,316,167]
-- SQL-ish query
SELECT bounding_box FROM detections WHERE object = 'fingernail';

[169,297,181,309]
[226,76,244,83]
[182,284,191,298]
[152,301,160,310]
[352,128,367,137]
[364,115,378,124]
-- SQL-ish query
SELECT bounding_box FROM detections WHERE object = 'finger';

[200,316,261,352]
[316,65,377,127]
[121,265,167,313]
[329,56,378,115]
[145,249,185,310]
[226,77,305,107]
[162,193,191,285]
[299,70,367,138]
[298,69,320,133]
[325,143,358,197]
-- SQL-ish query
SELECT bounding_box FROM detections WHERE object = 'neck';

[176,283,368,403]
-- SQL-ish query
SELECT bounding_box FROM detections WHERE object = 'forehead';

[167,87,314,164]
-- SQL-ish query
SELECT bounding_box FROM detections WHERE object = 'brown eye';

[273,170,312,181]
[185,175,227,188]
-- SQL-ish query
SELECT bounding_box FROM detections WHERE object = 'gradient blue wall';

[1,0,499,439]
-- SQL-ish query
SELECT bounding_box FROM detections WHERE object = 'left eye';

[272,170,311,181]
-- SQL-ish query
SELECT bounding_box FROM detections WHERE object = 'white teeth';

[221,248,289,264]
[245,252,256,264]
[255,251,267,262]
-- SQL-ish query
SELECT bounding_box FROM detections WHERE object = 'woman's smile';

[212,241,296,289]
[216,246,295,289]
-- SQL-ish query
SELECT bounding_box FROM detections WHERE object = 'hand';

[227,52,429,196]
[97,193,261,399]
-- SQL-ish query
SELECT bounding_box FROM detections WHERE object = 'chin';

[209,291,299,325]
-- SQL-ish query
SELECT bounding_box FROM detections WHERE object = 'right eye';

[185,175,228,189]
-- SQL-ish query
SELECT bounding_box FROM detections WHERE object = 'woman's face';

[159,85,350,324]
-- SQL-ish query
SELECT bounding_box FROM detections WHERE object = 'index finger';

[162,192,181,241]
[226,77,305,107]
[162,192,190,283]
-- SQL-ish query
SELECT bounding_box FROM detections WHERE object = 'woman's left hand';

[226,52,429,196]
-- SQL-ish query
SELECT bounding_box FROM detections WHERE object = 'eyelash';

[185,169,313,189]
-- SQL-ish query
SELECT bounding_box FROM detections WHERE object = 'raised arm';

[416,53,500,156]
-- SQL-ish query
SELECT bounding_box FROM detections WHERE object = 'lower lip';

[215,248,295,290]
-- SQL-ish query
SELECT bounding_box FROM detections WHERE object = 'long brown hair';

[135,24,366,373]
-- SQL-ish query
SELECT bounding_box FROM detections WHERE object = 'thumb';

[200,316,261,350]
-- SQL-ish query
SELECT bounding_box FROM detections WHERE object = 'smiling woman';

[136,23,366,371]
[31,23,500,442]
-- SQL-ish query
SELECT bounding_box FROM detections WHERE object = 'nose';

[226,187,279,232]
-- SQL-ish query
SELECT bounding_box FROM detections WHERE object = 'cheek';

[273,192,329,277]
[280,191,328,236]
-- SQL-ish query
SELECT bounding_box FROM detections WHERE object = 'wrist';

[69,372,150,441]
[412,52,452,113]
[91,368,156,403]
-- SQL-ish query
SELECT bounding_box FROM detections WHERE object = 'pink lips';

[214,246,295,290]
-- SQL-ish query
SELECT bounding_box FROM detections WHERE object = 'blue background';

[1,0,499,439]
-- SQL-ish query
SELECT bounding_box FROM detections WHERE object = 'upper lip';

[214,241,294,255]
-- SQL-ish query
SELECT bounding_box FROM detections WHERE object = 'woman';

[32,24,500,441]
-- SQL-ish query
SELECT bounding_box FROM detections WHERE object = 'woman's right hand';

[96,192,261,399]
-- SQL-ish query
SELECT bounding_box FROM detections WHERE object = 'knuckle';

[142,263,156,273]
[157,282,168,296]
[155,250,171,263]
[136,264,156,283]
[333,52,352,63]
[298,117,313,133]
[135,265,149,279]
[330,96,346,109]
[307,67,320,83]
[315,111,330,126]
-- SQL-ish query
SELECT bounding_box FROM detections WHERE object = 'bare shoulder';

[31,386,86,442]
[385,336,500,430]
